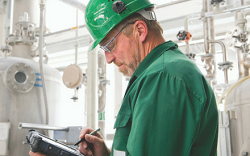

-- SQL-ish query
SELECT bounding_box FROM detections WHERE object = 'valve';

[177,30,192,42]
[185,53,196,60]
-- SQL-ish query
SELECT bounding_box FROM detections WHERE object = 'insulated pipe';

[18,123,69,131]
[39,0,49,125]
[59,0,86,12]
[208,40,228,83]
[87,46,98,129]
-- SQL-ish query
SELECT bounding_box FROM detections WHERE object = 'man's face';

[101,27,141,77]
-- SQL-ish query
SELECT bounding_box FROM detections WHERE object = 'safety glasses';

[100,21,137,52]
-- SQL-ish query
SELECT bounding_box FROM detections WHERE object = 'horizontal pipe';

[18,122,69,131]
[46,36,88,47]
[223,5,250,13]
[59,0,86,12]
[157,0,192,9]
[44,24,86,37]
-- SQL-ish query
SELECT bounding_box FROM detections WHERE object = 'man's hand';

[78,127,111,156]
[29,151,46,156]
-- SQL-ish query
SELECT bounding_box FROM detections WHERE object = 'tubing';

[207,40,228,83]
[217,75,250,110]
[39,0,49,125]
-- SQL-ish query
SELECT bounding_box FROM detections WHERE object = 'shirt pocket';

[114,110,132,129]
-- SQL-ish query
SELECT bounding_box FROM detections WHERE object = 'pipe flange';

[201,53,214,61]
[218,61,233,71]
[1,45,12,52]
[99,79,110,86]
[16,21,36,29]
[5,63,36,93]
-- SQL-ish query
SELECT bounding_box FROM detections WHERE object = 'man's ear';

[134,21,148,43]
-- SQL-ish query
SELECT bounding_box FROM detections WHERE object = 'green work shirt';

[111,41,218,156]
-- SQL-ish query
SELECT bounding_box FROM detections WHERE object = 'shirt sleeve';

[126,71,205,156]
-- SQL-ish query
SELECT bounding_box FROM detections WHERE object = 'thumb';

[85,134,104,147]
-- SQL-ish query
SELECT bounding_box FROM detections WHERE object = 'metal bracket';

[218,61,233,71]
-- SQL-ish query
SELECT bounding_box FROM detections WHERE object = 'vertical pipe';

[98,51,106,139]
[235,12,245,78]
[0,1,6,47]
[75,9,79,65]
[208,40,228,83]
[184,17,190,54]
[38,0,49,125]
[208,1,217,78]
[87,47,98,129]
[7,0,13,36]
[202,0,209,53]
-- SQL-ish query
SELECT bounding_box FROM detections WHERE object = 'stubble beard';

[120,48,141,77]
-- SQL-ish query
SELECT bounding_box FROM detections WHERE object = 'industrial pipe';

[208,40,228,83]
[184,17,190,54]
[18,123,69,131]
[202,0,209,54]
[208,1,217,77]
[87,46,98,129]
[75,9,79,65]
[39,0,49,125]
[46,36,87,47]
[157,0,192,9]
[59,0,86,12]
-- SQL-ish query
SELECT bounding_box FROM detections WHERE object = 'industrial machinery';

[0,0,63,155]
[1,0,250,156]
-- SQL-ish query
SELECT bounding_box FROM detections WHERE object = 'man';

[30,0,218,156]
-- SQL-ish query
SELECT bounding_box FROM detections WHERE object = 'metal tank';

[0,57,62,156]
[0,0,63,155]
[226,78,250,156]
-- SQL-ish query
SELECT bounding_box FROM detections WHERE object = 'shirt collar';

[133,40,178,78]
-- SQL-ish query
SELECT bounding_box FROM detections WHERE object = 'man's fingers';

[79,142,93,156]
[85,134,104,147]
[79,128,94,138]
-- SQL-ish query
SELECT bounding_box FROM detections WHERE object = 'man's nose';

[105,51,115,64]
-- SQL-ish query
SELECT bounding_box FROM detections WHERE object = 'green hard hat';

[85,0,154,52]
